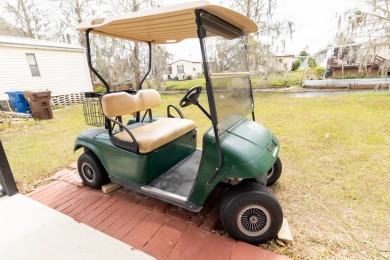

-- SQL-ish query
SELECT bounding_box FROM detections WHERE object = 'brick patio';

[27,166,289,260]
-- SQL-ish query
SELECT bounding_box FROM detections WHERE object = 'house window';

[278,59,283,63]
[26,53,40,77]
[177,64,184,74]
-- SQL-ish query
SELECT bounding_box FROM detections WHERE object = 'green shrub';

[314,66,325,79]
[333,75,358,79]
[309,57,317,69]
[95,86,107,93]
[299,51,309,57]
[290,79,302,86]
[291,59,301,71]
[271,80,287,87]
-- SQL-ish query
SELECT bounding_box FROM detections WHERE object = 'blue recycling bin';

[5,91,31,114]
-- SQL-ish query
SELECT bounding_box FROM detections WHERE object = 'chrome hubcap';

[82,163,95,181]
[267,165,275,179]
[237,205,271,236]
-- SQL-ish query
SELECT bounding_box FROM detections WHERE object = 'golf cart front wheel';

[78,151,109,189]
[254,157,282,186]
[220,183,283,244]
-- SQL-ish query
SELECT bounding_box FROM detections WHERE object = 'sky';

[274,0,358,54]
[162,0,359,61]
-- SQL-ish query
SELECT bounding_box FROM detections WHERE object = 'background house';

[169,59,203,80]
[294,56,309,69]
[274,54,294,71]
[314,42,389,78]
[0,36,93,106]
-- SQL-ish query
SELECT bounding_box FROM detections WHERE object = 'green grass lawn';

[165,78,206,91]
[1,92,389,259]
[254,92,390,259]
[0,106,90,190]
[251,69,306,88]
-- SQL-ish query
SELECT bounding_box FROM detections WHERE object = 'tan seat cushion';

[114,118,196,154]
[101,90,161,117]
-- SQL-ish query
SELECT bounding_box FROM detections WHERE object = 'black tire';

[253,157,282,186]
[220,182,283,244]
[78,151,110,189]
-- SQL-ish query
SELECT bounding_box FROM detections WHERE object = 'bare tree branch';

[3,0,52,39]
[336,0,389,78]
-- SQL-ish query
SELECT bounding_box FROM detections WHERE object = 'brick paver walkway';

[27,165,289,260]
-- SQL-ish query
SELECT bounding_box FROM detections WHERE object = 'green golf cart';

[75,1,283,244]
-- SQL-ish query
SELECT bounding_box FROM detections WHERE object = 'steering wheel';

[180,86,202,107]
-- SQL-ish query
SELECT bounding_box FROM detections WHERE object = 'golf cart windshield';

[200,12,253,133]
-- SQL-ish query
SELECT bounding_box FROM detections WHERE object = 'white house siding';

[0,45,92,97]
[170,60,203,78]
[275,56,294,71]
[314,49,329,68]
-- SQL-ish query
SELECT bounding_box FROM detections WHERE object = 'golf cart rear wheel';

[254,157,282,186]
[220,183,283,244]
[78,151,109,189]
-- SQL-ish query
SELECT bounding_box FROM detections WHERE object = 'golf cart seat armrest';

[107,117,138,143]
[106,117,139,152]
[167,104,186,119]
[113,118,196,154]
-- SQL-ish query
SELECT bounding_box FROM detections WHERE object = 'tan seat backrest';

[137,89,161,111]
[101,89,161,117]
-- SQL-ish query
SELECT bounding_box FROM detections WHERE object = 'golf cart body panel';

[75,128,197,185]
[189,117,279,205]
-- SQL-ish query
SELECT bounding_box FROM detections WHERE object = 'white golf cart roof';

[77,1,258,44]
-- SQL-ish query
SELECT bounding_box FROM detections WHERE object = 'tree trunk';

[20,0,34,38]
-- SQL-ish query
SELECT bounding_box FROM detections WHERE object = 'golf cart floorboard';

[148,150,201,198]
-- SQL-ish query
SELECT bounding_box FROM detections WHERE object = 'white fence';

[303,78,389,89]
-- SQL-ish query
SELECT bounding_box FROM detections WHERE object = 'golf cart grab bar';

[167,104,186,119]
[106,117,139,148]
[139,42,152,90]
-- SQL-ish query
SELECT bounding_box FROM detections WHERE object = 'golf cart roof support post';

[0,140,18,196]
[244,42,256,121]
[85,29,111,92]
[249,79,256,121]
[136,41,151,123]
[195,9,223,185]
[139,41,152,90]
